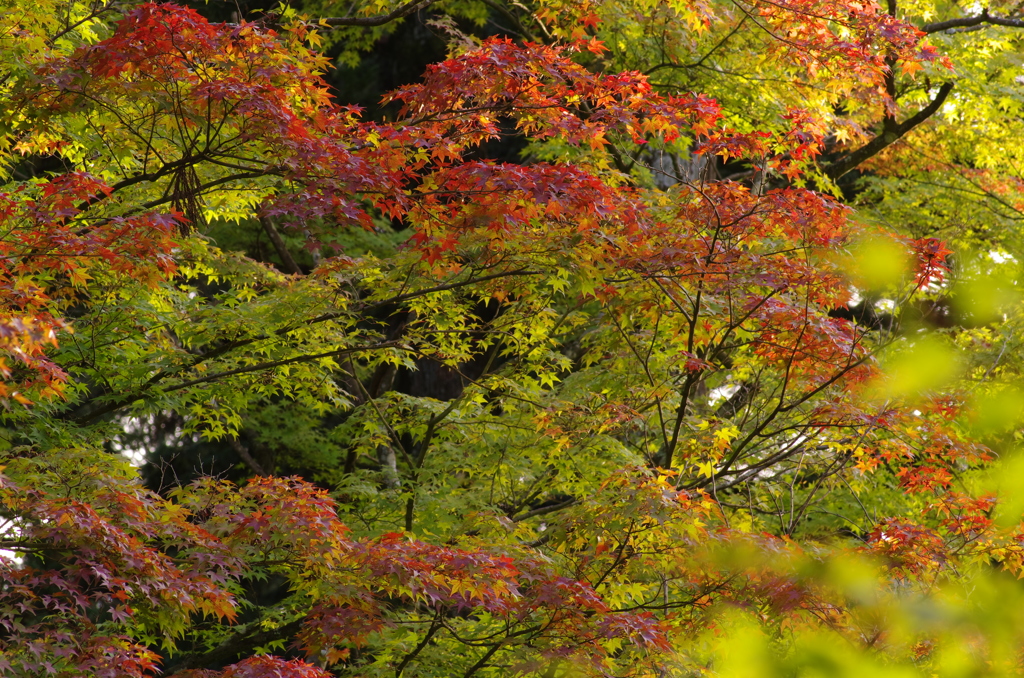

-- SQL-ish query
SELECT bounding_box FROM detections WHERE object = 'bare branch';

[228,436,269,476]
[259,216,303,275]
[921,8,1024,33]
[511,498,577,522]
[322,0,442,27]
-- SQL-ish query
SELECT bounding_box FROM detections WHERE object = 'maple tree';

[3,0,1024,676]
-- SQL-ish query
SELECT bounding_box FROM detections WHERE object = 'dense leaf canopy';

[3,0,1024,676]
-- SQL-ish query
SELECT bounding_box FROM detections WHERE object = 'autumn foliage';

[3,0,1024,676]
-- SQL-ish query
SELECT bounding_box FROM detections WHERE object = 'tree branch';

[921,8,1024,33]
[72,341,400,425]
[160,342,401,395]
[322,0,442,27]
[477,0,537,42]
[165,619,305,675]
[64,268,540,427]
[463,643,503,677]
[228,436,269,476]
[259,216,303,275]
[394,617,443,677]
[823,81,954,180]
[511,498,576,522]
